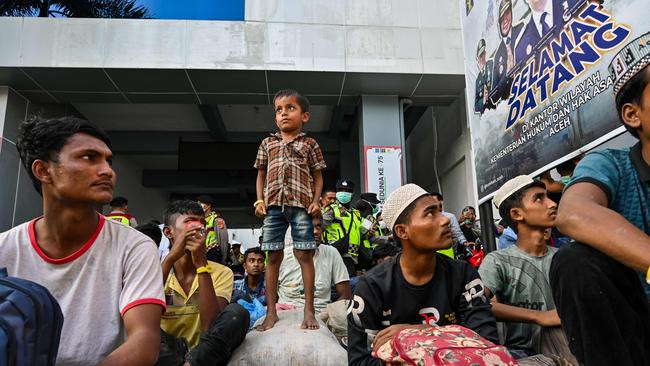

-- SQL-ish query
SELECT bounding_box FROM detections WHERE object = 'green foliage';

[0,0,151,18]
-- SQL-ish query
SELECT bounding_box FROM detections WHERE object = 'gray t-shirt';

[478,245,557,350]
[0,215,165,365]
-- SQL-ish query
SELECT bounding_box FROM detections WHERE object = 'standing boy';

[254,89,327,330]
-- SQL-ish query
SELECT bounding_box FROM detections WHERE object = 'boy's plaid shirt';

[254,132,326,209]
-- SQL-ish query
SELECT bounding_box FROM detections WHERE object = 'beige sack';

[227,309,347,366]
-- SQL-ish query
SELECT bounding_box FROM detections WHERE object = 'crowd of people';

[0,39,649,366]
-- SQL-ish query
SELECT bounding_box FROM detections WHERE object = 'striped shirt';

[254,132,326,209]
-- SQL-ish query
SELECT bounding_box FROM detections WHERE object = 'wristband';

[647,266,650,285]
[253,199,264,208]
[196,265,212,274]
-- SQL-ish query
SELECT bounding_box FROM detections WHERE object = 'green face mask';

[336,192,352,204]
[561,176,571,185]
[372,204,380,215]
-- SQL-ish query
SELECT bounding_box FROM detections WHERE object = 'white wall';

[108,156,169,223]
[406,107,437,192]
[433,94,478,218]
[406,93,479,220]
[0,0,463,75]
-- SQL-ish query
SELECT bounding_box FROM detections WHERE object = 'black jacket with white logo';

[347,253,498,366]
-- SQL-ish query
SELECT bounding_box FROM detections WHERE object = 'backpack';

[374,325,516,366]
[0,268,63,366]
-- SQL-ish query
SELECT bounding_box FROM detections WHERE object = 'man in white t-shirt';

[0,116,165,365]
[278,215,351,313]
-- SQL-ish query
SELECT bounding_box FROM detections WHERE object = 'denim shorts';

[261,206,316,251]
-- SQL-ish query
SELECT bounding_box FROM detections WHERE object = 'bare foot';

[301,311,320,330]
[256,312,279,331]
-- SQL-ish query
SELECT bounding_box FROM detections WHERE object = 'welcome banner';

[460,0,649,202]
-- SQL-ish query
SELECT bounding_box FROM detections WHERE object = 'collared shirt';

[254,132,327,209]
[531,0,554,36]
[233,275,267,305]
[161,261,233,348]
[568,142,650,297]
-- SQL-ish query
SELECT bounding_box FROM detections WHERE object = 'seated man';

[0,116,164,365]
[552,33,650,366]
[233,247,267,305]
[348,184,498,366]
[278,215,352,314]
[480,176,575,362]
[159,200,249,366]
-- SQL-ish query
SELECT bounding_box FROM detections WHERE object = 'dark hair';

[461,206,476,216]
[498,181,546,233]
[110,196,128,208]
[615,65,649,138]
[163,200,204,227]
[135,222,162,246]
[354,199,373,218]
[373,243,398,261]
[312,213,324,230]
[431,192,443,201]
[322,187,336,197]
[556,159,576,176]
[243,247,264,261]
[16,116,112,194]
[273,89,310,113]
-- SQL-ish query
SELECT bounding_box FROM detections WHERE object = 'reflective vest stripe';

[107,215,130,226]
[324,205,362,256]
[437,247,455,259]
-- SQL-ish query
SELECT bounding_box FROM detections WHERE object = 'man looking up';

[347,184,498,365]
[0,116,165,365]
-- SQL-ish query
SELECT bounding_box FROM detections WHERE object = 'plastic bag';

[237,298,266,330]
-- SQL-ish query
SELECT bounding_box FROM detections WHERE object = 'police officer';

[474,39,494,114]
[106,196,137,227]
[322,179,363,277]
[514,0,581,63]
[196,195,230,265]
[492,0,524,103]
[355,192,392,269]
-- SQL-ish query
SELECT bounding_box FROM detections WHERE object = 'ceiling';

[0,66,466,227]
[0,67,465,105]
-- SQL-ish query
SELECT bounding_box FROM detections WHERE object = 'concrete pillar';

[0,89,83,231]
[0,87,32,231]
[358,95,406,203]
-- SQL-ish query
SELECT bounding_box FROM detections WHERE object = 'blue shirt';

[233,275,267,306]
[498,227,518,250]
[568,143,650,297]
